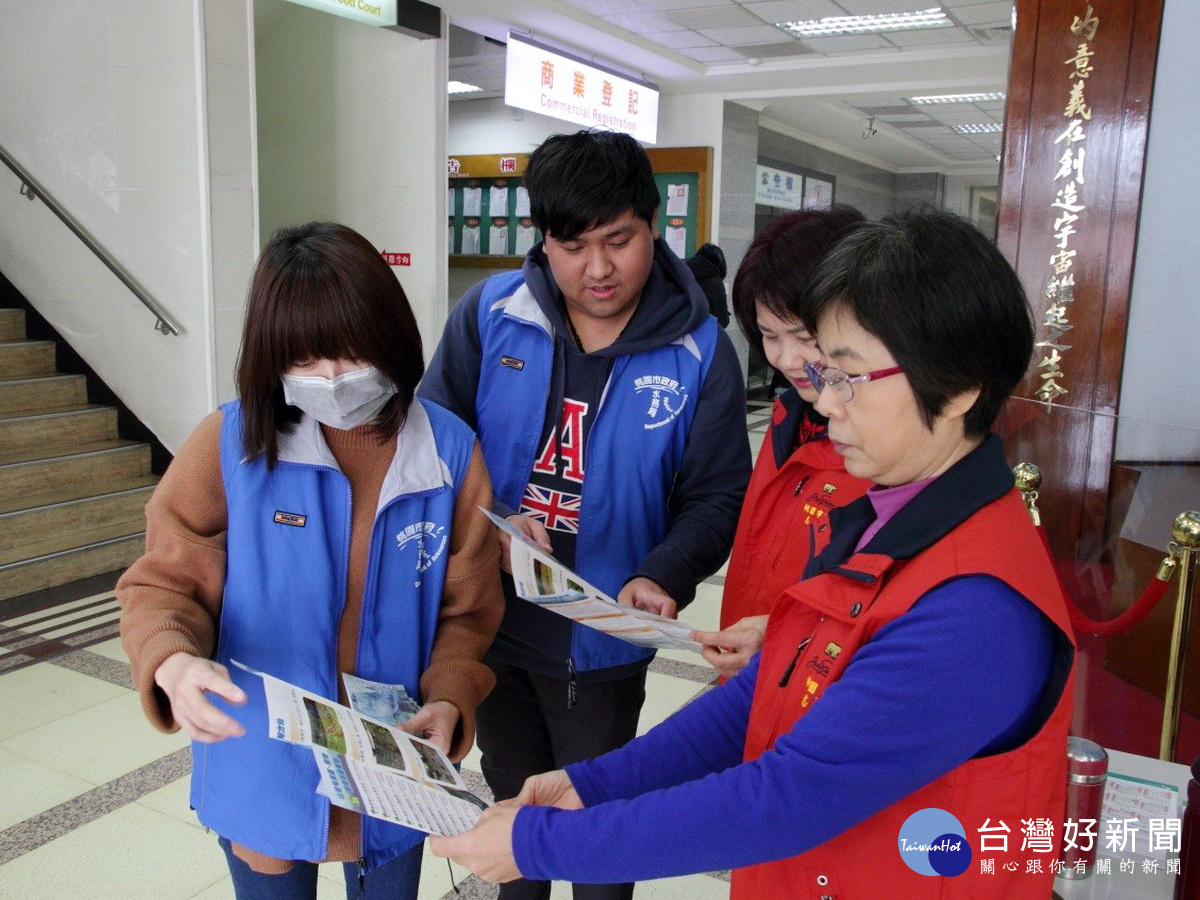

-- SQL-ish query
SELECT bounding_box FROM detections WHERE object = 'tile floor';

[0,405,774,899]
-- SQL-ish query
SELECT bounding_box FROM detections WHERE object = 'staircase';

[0,306,156,602]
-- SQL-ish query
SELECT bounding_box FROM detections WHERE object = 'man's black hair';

[523,129,659,240]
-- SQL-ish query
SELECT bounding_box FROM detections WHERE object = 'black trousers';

[476,660,648,900]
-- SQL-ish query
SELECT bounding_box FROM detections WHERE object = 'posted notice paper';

[481,508,701,652]
[232,661,487,836]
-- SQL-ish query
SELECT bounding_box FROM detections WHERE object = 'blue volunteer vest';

[190,398,474,867]
[473,271,718,670]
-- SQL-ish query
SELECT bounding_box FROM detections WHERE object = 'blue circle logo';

[897,808,972,877]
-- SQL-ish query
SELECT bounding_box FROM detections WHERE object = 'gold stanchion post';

[1159,511,1200,761]
[1013,462,1042,526]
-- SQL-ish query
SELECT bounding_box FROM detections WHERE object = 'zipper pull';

[567,656,577,709]
[778,636,812,688]
[793,475,810,497]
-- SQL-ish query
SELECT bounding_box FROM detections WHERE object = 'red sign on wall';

[382,251,411,267]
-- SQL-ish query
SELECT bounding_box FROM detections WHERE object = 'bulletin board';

[447,146,713,269]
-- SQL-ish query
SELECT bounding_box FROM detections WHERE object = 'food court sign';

[281,0,396,28]
[505,31,660,144]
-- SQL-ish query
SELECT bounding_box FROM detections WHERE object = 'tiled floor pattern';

[0,406,773,899]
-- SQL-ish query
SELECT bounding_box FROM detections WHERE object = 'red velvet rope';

[1066,574,1172,639]
[1034,525,1177,639]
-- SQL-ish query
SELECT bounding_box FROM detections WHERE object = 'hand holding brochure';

[482,508,701,652]
[232,661,488,836]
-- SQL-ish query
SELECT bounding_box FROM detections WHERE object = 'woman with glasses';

[432,209,1075,899]
[692,208,871,678]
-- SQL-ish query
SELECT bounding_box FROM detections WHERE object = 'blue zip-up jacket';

[419,239,750,673]
[190,398,475,867]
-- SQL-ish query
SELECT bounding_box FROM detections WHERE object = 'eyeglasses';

[802,361,903,402]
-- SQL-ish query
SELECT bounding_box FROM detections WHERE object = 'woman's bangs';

[271,276,361,366]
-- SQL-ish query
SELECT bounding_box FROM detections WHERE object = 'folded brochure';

[232,661,487,836]
[482,507,701,652]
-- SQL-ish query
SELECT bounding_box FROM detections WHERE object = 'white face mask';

[281,365,398,430]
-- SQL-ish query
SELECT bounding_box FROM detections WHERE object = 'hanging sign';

[504,32,660,144]
[755,165,803,210]
[281,0,397,28]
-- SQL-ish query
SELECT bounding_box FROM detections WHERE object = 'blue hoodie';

[419,238,750,675]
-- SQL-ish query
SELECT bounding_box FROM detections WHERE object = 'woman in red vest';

[432,209,1076,899]
[693,208,872,678]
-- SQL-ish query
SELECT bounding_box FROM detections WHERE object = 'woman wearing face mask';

[692,208,870,678]
[118,222,503,899]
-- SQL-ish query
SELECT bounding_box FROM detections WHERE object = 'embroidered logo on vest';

[500,356,525,370]
[395,521,448,572]
[273,510,306,527]
[633,375,689,430]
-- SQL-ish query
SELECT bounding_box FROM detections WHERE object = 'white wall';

[255,0,446,353]
[1116,0,1200,461]
[0,0,258,453]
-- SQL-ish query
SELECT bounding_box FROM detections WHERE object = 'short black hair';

[523,130,659,239]
[806,208,1033,438]
[236,222,424,466]
[731,207,866,359]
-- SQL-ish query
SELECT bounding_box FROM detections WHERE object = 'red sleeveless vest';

[734,489,1075,899]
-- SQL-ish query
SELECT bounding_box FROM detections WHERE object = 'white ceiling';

[442,0,1015,173]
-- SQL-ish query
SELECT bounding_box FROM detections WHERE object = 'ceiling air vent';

[967,25,1014,43]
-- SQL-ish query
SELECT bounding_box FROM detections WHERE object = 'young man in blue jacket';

[419,129,750,900]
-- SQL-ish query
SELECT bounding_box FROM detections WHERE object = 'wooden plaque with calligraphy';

[996,0,1163,560]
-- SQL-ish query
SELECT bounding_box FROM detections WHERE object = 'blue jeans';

[218,836,423,900]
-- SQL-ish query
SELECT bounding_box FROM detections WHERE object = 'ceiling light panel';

[909,92,1006,104]
[954,122,1003,134]
[778,8,950,38]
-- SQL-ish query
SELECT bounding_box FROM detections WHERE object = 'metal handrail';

[0,143,180,335]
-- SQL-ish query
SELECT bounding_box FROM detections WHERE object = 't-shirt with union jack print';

[517,351,611,570]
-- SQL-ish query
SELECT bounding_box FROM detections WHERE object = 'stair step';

[0,404,118,455]
[0,476,158,551]
[0,340,55,378]
[0,440,152,504]
[0,527,145,603]
[0,309,24,342]
[0,373,88,414]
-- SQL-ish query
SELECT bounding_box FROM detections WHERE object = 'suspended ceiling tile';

[742,0,846,23]
[670,5,773,29]
[874,112,933,122]
[698,24,799,45]
[735,40,815,57]
[884,26,978,47]
[680,45,750,62]
[602,12,689,33]
[639,0,744,9]
[564,0,648,16]
[850,96,913,108]
[798,33,893,53]
[948,1,1015,28]
[835,0,948,14]
[645,29,720,49]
